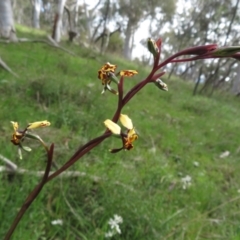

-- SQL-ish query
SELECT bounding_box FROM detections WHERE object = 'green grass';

[1,26,240,239]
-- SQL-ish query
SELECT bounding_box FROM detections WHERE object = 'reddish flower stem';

[111,76,124,123]
[4,144,54,240]
[47,133,111,182]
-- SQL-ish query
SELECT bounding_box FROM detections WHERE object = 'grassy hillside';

[1,26,240,240]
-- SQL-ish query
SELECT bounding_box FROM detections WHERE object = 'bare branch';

[0,57,18,77]
[0,154,135,193]
[0,165,91,178]
[0,154,18,170]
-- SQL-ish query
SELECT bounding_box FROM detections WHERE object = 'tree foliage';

[161,0,240,95]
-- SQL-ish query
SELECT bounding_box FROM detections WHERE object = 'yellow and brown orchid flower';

[10,121,24,146]
[98,62,117,85]
[98,62,138,95]
[10,120,50,159]
[104,114,138,153]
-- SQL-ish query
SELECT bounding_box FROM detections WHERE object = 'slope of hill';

[1,26,240,240]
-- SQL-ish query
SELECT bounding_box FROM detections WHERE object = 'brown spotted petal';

[98,69,107,80]
[119,70,138,77]
[102,62,117,72]
[98,63,117,85]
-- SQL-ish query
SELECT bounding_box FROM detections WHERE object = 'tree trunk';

[52,0,67,42]
[74,0,81,28]
[232,64,240,95]
[192,66,203,96]
[123,20,133,59]
[31,0,41,29]
[83,0,92,41]
[0,0,17,41]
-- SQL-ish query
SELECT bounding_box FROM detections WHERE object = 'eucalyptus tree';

[52,0,67,42]
[165,0,240,95]
[31,0,42,29]
[117,0,176,59]
[0,0,17,41]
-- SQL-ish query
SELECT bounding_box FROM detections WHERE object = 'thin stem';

[111,76,124,122]
[122,69,156,106]
[4,144,54,240]
[46,133,111,182]
[157,44,217,70]
[46,77,124,182]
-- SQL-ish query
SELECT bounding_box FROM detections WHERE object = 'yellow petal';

[101,62,117,72]
[27,120,51,129]
[128,128,138,142]
[104,119,121,134]
[119,114,133,129]
[119,70,138,77]
[10,121,19,131]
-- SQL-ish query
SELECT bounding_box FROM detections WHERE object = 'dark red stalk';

[47,133,111,182]
[231,53,240,61]
[149,72,166,82]
[111,76,124,123]
[157,44,217,70]
[4,144,54,240]
[122,69,156,106]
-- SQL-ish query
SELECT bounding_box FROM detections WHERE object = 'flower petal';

[154,78,168,91]
[104,119,121,135]
[119,114,133,129]
[123,128,138,150]
[98,63,118,84]
[123,138,134,150]
[21,145,32,152]
[102,62,117,72]
[127,128,138,141]
[11,134,22,145]
[10,121,23,145]
[98,69,108,82]
[10,121,19,131]
[27,120,50,129]
[119,70,138,77]
[106,84,118,95]
[109,147,124,153]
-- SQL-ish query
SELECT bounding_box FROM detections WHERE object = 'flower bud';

[147,38,159,57]
[211,46,240,57]
[154,78,168,91]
